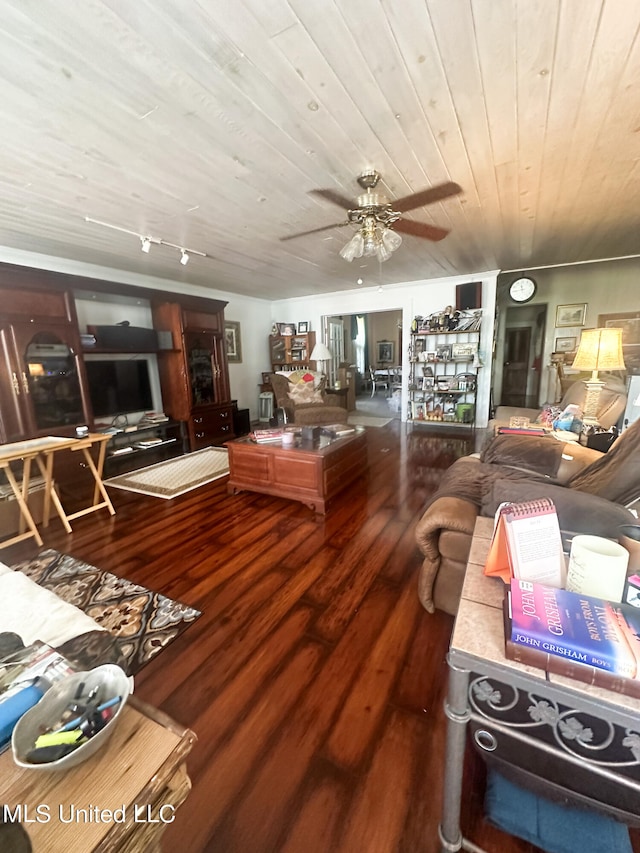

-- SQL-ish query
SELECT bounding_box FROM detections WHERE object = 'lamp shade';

[571,328,625,376]
[310,342,332,362]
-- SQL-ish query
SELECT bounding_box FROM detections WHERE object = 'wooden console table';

[0,696,196,852]
[440,517,640,852]
[0,435,115,550]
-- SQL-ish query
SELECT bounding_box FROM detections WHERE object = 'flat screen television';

[85,359,153,418]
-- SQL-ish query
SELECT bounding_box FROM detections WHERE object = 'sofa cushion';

[481,479,634,536]
[288,381,323,405]
[481,434,564,478]
[567,418,640,505]
[480,434,602,484]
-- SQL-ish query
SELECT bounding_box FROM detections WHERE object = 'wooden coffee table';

[226,429,367,514]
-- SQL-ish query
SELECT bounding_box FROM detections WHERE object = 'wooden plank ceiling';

[1,0,639,300]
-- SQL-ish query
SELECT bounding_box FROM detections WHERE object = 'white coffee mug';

[281,431,295,448]
[566,535,629,602]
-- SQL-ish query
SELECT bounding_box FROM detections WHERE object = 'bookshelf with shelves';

[269,331,316,372]
[408,321,481,429]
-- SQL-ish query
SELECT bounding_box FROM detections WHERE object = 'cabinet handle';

[12,372,20,395]
[221,425,230,432]
[21,372,29,394]
[195,431,205,439]
[194,416,203,424]
[220,410,228,418]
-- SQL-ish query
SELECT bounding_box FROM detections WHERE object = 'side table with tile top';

[439,517,640,853]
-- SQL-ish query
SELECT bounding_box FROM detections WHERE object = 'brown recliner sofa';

[489,374,627,432]
[415,420,640,615]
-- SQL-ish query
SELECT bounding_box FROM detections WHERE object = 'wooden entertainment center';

[0,264,235,482]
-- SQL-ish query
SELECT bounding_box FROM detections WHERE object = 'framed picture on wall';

[556,303,587,327]
[297,321,310,334]
[377,341,394,364]
[554,336,577,353]
[598,312,640,346]
[224,321,242,363]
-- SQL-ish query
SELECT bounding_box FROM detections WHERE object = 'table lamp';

[310,341,332,379]
[571,327,625,424]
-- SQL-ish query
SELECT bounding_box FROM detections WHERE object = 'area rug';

[105,446,229,499]
[347,414,393,428]
[10,550,201,676]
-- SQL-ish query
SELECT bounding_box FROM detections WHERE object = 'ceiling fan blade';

[393,181,462,213]
[394,219,450,241]
[309,189,354,210]
[280,221,351,241]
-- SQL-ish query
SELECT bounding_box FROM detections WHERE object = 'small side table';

[440,518,640,852]
[0,696,196,852]
[326,387,349,410]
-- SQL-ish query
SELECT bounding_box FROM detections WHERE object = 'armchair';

[490,374,627,431]
[269,372,347,426]
[415,418,640,615]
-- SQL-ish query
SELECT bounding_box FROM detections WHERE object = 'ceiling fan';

[280,169,462,262]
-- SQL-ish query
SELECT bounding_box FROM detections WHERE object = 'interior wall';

[495,257,640,407]
[0,246,272,421]
[0,246,498,426]
[271,272,498,427]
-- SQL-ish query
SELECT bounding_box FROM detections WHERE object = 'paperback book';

[249,428,285,444]
[507,579,640,684]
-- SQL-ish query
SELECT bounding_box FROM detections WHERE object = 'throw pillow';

[284,369,325,389]
[288,382,323,405]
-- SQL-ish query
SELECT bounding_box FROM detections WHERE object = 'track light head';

[180,249,189,266]
[140,237,151,253]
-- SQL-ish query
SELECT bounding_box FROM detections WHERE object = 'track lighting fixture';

[85,217,207,265]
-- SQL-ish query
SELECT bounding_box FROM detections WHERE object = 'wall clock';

[509,276,537,303]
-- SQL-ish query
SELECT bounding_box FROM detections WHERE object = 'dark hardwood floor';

[4,422,638,853]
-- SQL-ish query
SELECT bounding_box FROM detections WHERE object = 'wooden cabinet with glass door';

[0,288,90,444]
[269,331,316,372]
[152,301,235,451]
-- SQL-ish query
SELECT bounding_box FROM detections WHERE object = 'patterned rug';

[10,550,201,676]
[347,414,393,428]
[105,446,229,499]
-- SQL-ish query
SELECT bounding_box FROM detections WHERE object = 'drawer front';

[189,406,234,448]
[229,448,271,483]
[272,454,319,491]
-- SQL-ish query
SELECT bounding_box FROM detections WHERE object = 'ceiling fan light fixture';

[381,228,402,252]
[375,241,392,263]
[140,237,151,253]
[339,231,364,262]
[180,249,189,265]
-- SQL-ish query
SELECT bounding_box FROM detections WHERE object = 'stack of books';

[249,428,285,444]
[504,579,640,698]
[138,412,169,425]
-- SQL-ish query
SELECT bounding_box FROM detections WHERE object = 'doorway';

[323,309,403,418]
[500,305,547,408]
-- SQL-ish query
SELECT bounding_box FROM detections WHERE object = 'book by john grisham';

[509,579,640,678]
